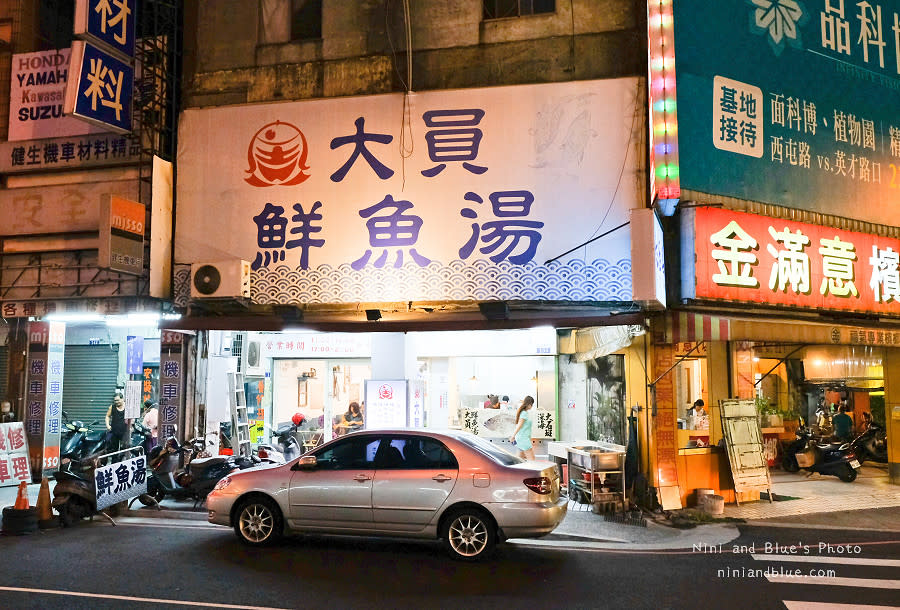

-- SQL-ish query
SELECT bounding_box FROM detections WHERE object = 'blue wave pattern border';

[252,258,632,304]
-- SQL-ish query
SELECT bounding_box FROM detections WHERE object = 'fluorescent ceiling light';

[105,313,162,327]
[43,313,105,323]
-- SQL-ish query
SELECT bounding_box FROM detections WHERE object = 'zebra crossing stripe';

[751,554,900,567]
[766,575,900,589]
[782,602,900,610]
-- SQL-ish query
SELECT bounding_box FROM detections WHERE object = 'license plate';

[850,460,860,469]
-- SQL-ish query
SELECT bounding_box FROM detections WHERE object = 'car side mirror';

[294,455,317,470]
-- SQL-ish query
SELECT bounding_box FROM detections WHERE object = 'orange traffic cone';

[37,478,52,521]
[13,481,29,509]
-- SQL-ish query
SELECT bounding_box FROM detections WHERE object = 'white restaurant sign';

[177,79,644,305]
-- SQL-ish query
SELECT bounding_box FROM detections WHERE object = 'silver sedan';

[207,429,567,560]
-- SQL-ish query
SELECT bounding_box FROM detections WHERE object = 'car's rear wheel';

[441,508,496,561]
[234,496,282,546]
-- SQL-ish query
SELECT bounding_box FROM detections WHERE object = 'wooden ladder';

[227,371,251,458]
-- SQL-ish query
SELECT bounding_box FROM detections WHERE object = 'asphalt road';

[0,518,897,610]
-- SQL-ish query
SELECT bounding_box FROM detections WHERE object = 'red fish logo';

[245,120,310,187]
[378,384,393,400]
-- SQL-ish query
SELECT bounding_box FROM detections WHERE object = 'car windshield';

[457,433,524,466]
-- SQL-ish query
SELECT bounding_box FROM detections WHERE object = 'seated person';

[340,401,364,432]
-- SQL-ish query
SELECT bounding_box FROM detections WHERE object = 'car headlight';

[212,476,232,491]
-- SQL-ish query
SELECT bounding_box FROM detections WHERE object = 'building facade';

[649,0,900,505]
[172,1,661,466]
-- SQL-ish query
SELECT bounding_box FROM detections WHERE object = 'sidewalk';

[720,464,900,520]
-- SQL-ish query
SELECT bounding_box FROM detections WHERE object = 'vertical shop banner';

[159,330,184,441]
[409,381,424,428]
[364,380,408,429]
[24,321,66,479]
[126,334,144,375]
[0,423,31,487]
[142,365,158,404]
[247,379,266,443]
[652,344,678,490]
[124,380,142,419]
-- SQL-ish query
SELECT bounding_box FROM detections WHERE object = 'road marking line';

[766,575,900,589]
[0,586,291,610]
[751,554,900,567]
[783,601,900,610]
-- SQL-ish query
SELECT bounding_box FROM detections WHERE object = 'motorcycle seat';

[189,456,229,476]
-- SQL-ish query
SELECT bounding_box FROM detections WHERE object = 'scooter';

[145,437,240,506]
[131,420,153,454]
[271,421,303,462]
[60,414,106,466]
[782,428,861,482]
[52,456,110,526]
[849,414,888,464]
[60,411,90,460]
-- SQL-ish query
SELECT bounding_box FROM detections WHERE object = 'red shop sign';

[693,208,900,315]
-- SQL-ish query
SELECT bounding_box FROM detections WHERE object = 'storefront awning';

[560,325,645,362]
[666,312,731,343]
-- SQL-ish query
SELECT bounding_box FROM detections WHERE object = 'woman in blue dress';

[509,395,536,460]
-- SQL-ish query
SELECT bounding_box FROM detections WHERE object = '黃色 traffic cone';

[13,481,29,509]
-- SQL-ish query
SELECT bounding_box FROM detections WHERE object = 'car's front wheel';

[234,496,282,546]
[441,508,496,561]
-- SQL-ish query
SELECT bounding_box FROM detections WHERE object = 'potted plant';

[779,404,801,437]
[755,396,777,427]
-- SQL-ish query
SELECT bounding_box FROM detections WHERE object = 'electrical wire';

[575,88,642,263]
[385,0,415,191]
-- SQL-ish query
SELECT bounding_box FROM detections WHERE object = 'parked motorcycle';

[52,458,98,526]
[60,411,90,460]
[271,421,303,462]
[782,428,861,482]
[144,437,241,506]
[60,412,106,465]
[131,420,153,454]
[849,414,888,464]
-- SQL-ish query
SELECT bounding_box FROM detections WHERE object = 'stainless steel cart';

[566,445,626,508]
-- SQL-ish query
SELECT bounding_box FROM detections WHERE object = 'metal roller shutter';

[0,345,7,401]
[63,344,120,426]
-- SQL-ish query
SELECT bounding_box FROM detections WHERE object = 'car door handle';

[353,474,371,482]
[432,474,453,482]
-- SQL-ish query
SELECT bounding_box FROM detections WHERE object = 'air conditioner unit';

[232,332,264,376]
[190,260,251,299]
[244,339,263,376]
